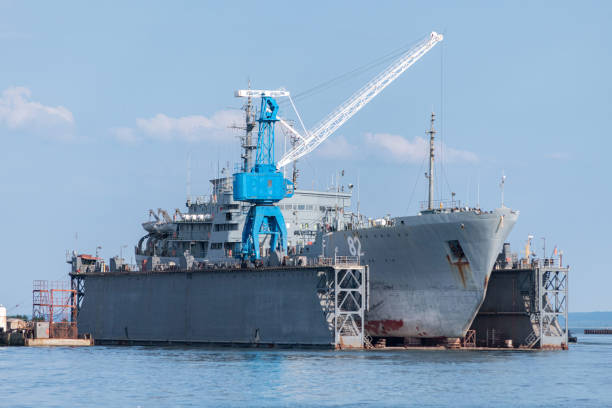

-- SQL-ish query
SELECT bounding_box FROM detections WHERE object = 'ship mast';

[241,81,257,172]
[427,112,436,210]
[291,134,299,189]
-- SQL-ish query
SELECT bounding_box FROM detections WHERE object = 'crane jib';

[276,31,443,168]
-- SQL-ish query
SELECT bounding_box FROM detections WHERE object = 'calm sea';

[1,330,611,407]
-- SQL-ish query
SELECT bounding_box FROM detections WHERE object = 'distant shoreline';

[568,311,612,328]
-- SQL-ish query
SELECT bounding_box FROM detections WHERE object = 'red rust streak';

[446,254,469,288]
[365,319,404,335]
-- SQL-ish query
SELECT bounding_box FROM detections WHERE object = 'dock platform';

[25,338,93,347]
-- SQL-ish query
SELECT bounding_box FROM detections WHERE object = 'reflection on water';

[1,331,611,407]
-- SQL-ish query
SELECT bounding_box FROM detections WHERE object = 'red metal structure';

[32,280,78,339]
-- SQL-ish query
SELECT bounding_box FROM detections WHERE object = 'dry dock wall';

[77,267,335,347]
[469,266,568,349]
[470,268,535,347]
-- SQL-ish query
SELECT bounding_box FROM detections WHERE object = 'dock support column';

[70,274,85,319]
[332,264,369,349]
[537,265,569,349]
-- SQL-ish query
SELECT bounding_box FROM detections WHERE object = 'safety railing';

[419,199,462,210]
[316,256,360,266]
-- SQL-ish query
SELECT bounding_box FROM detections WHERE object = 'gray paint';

[470,268,536,347]
[78,267,336,346]
[120,170,519,342]
[317,208,517,338]
[470,265,568,348]
[79,207,516,343]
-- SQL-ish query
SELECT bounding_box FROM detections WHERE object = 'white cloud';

[365,133,427,163]
[111,127,140,144]
[446,147,479,163]
[0,87,74,135]
[114,110,244,143]
[365,133,478,164]
[315,135,357,159]
[0,87,72,126]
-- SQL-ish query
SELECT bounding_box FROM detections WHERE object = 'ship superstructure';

[135,176,351,266]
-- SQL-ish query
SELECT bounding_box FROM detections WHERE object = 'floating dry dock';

[72,258,369,349]
[69,247,569,350]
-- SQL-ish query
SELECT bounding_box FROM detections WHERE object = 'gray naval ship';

[129,109,518,341]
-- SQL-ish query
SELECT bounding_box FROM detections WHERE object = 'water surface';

[1,331,610,407]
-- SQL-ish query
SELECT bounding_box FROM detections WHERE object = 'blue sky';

[0,1,610,313]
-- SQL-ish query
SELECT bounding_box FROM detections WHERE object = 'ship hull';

[320,208,517,338]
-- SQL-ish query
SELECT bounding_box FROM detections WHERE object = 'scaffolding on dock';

[316,257,369,349]
[534,265,568,349]
[32,280,78,339]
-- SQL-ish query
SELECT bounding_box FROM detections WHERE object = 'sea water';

[1,331,611,407]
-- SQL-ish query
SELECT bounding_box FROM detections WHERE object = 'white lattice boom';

[277,31,443,168]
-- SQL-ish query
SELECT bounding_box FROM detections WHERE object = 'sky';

[0,1,610,313]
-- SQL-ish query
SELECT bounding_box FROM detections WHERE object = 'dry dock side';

[469,262,569,350]
[72,261,368,349]
[69,254,569,351]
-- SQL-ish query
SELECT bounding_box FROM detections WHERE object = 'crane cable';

[438,36,454,202]
[277,34,429,109]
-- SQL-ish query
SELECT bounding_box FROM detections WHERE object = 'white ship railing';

[317,256,360,266]
[419,199,462,210]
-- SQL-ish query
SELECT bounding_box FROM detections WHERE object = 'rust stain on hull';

[365,319,404,335]
[446,254,470,288]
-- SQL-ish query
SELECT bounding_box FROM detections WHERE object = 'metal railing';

[318,257,334,266]
[334,255,360,265]
[316,256,360,266]
[419,199,462,210]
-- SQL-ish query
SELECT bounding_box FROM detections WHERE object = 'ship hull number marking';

[347,236,365,257]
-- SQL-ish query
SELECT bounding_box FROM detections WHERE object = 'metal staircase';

[525,330,540,349]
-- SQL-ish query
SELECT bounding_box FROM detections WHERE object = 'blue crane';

[233,91,294,261]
